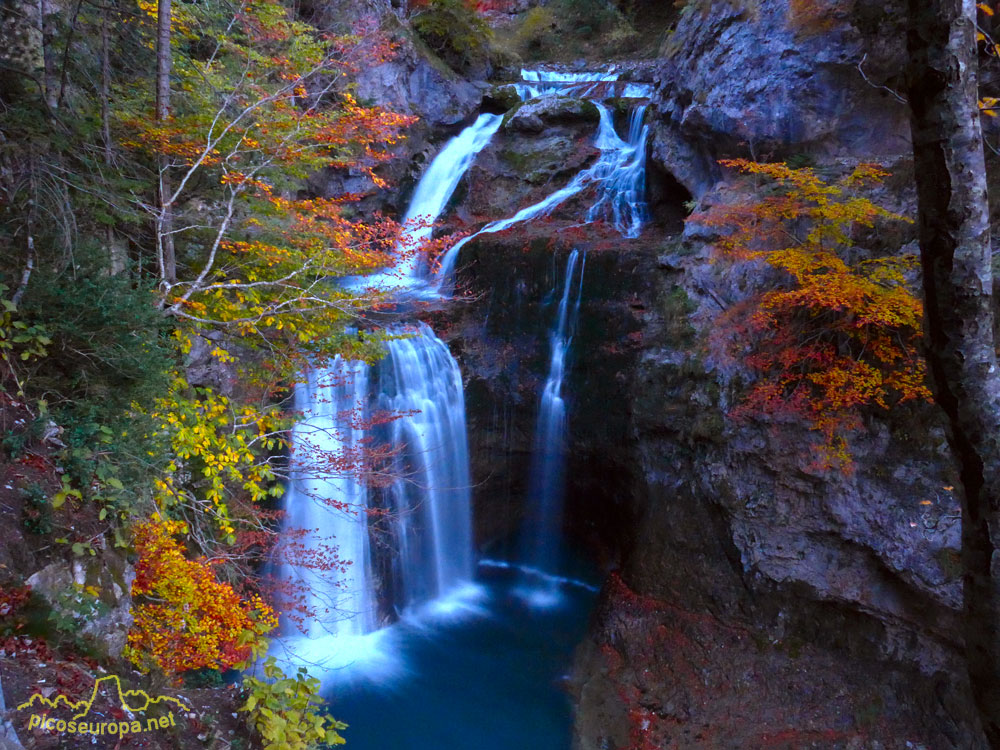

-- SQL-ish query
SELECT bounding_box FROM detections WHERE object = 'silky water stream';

[276,67,649,748]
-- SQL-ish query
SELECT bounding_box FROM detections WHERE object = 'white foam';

[268,628,406,688]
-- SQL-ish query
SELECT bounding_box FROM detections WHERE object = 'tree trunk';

[36,0,58,110]
[155,0,176,284]
[907,0,1000,744]
[101,3,127,276]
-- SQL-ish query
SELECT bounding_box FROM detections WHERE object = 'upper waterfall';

[345,112,503,297]
[515,68,652,100]
[392,113,503,285]
[436,99,649,287]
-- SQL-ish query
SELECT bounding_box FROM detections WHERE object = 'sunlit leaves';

[148,375,288,541]
[125,515,278,675]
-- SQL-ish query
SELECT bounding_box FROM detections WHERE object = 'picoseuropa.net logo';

[17,674,189,738]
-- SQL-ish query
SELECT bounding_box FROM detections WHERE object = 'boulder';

[650,0,911,196]
[26,550,134,662]
[504,96,600,134]
[482,84,522,114]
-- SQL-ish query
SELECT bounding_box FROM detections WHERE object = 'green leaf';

[71,543,85,556]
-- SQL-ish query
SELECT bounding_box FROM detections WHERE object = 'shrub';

[242,657,347,749]
[697,160,929,471]
[124,516,278,675]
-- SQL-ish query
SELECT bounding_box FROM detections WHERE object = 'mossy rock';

[498,134,580,184]
[483,84,523,114]
[503,96,600,134]
[25,551,135,661]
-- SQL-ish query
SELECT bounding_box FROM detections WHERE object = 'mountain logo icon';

[18,675,188,720]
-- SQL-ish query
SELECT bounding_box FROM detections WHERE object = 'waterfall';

[517,249,586,606]
[277,114,498,675]
[350,113,503,295]
[377,323,477,615]
[586,103,649,238]
[515,68,652,102]
[437,102,648,285]
[515,69,621,100]
[280,358,376,638]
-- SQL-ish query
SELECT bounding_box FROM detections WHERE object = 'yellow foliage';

[697,160,930,472]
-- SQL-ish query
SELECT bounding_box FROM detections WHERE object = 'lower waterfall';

[280,358,375,640]
[517,249,587,606]
[378,323,478,615]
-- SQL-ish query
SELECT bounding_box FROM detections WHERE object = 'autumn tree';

[0,0,418,687]
[124,515,278,675]
[126,0,414,351]
[117,0,417,616]
[907,0,1000,743]
[698,160,929,471]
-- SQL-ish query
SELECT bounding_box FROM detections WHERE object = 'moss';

[485,84,522,113]
[499,147,536,175]
[500,99,526,128]
[410,0,494,75]
[498,0,639,62]
[408,23,464,79]
[660,284,697,347]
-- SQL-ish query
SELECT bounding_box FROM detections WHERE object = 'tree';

[124,0,414,346]
[697,160,929,471]
[907,0,1000,743]
[124,514,278,675]
[155,0,176,284]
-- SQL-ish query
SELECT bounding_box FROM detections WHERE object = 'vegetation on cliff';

[0,0,414,746]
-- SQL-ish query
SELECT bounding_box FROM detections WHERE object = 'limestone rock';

[504,96,600,134]
[26,551,135,662]
[650,0,911,196]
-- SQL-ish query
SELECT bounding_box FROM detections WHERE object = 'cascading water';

[276,111,501,676]
[372,113,502,291]
[437,101,649,286]
[281,359,374,639]
[436,68,650,288]
[515,69,621,100]
[273,358,403,679]
[585,103,649,238]
[277,64,647,746]
[378,323,478,615]
[516,249,586,606]
[514,68,652,101]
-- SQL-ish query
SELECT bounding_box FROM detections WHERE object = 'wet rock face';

[569,231,983,748]
[460,118,600,221]
[303,0,483,129]
[556,0,982,732]
[438,228,658,555]
[504,96,601,134]
[650,0,911,196]
[573,574,980,750]
[304,0,486,216]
